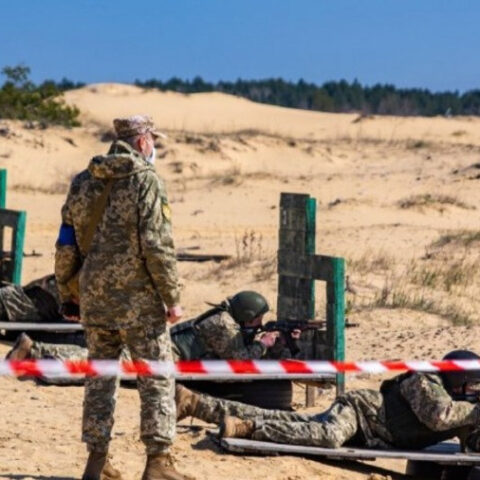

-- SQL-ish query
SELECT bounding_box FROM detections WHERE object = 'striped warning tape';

[1,359,480,379]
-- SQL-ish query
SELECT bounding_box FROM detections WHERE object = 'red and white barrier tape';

[1,359,480,378]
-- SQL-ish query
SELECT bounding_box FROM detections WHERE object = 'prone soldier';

[175,350,480,452]
[0,274,60,323]
[7,291,291,365]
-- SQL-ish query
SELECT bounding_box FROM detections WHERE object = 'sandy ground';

[2,85,480,479]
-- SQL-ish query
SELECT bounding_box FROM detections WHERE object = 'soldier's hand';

[290,329,302,339]
[260,331,279,348]
[167,305,183,324]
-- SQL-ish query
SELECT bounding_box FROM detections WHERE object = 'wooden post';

[0,169,6,209]
[327,257,346,394]
[0,170,26,285]
[277,192,346,404]
[12,211,26,284]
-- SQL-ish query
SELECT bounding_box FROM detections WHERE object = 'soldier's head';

[440,350,480,402]
[228,291,269,328]
[113,115,165,164]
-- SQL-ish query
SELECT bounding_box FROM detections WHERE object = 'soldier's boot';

[220,416,255,439]
[175,384,200,421]
[101,459,123,480]
[82,452,107,480]
[141,452,195,480]
[6,333,33,360]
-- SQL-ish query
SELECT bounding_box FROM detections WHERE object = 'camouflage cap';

[113,115,166,140]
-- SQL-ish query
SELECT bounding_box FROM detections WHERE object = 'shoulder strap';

[83,179,114,254]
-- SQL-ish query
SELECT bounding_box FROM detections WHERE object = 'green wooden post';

[277,192,346,401]
[12,211,26,284]
[0,169,6,209]
[327,257,346,394]
[0,170,26,284]
[305,197,317,405]
[305,198,316,319]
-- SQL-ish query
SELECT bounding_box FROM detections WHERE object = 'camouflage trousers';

[194,392,358,448]
[31,342,89,361]
[30,335,181,363]
[83,324,175,455]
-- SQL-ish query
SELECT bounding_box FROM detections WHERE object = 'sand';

[2,84,480,479]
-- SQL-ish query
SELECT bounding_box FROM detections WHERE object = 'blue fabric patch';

[57,224,77,246]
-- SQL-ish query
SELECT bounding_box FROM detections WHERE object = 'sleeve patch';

[57,223,77,246]
[161,198,172,221]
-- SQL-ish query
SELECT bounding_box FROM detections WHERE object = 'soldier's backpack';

[66,179,114,299]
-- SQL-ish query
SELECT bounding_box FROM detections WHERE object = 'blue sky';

[0,0,478,92]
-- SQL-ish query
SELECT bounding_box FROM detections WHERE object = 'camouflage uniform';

[189,373,480,449]
[30,341,88,362]
[0,274,60,322]
[171,308,266,360]
[55,124,179,455]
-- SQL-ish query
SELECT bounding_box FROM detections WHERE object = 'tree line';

[135,77,480,117]
[2,63,480,125]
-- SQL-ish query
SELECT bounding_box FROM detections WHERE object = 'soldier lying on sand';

[0,274,61,323]
[7,291,298,364]
[175,350,480,452]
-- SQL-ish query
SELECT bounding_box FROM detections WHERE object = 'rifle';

[243,319,358,356]
[258,319,358,334]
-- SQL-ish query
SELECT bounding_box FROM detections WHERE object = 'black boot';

[82,451,107,480]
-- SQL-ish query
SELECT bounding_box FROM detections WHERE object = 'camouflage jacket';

[55,141,180,329]
[194,310,266,359]
[343,373,480,449]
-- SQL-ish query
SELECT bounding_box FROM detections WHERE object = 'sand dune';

[65,83,480,145]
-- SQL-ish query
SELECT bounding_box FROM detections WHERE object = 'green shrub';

[0,64,80,127]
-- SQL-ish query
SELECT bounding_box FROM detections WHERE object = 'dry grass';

[207,165,243,186]
[398,194,475,211]
[348,246,480,325]
[11,181,69,195]
[409,257,480,292]
[406,139,432,150]
[348,250,396,273]
[370,281,472,325]
[253,256,277,282]
[196,230,278,284]
[430,230,480,249]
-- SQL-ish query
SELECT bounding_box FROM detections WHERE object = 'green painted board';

[0,169,6,209]
[305,197,316,319]
[326,256,346,394]
[12,211,26,284]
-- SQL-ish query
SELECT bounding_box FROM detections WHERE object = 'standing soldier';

[55,115,192,480]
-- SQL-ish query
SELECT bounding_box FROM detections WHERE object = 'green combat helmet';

[228,291,269,326]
